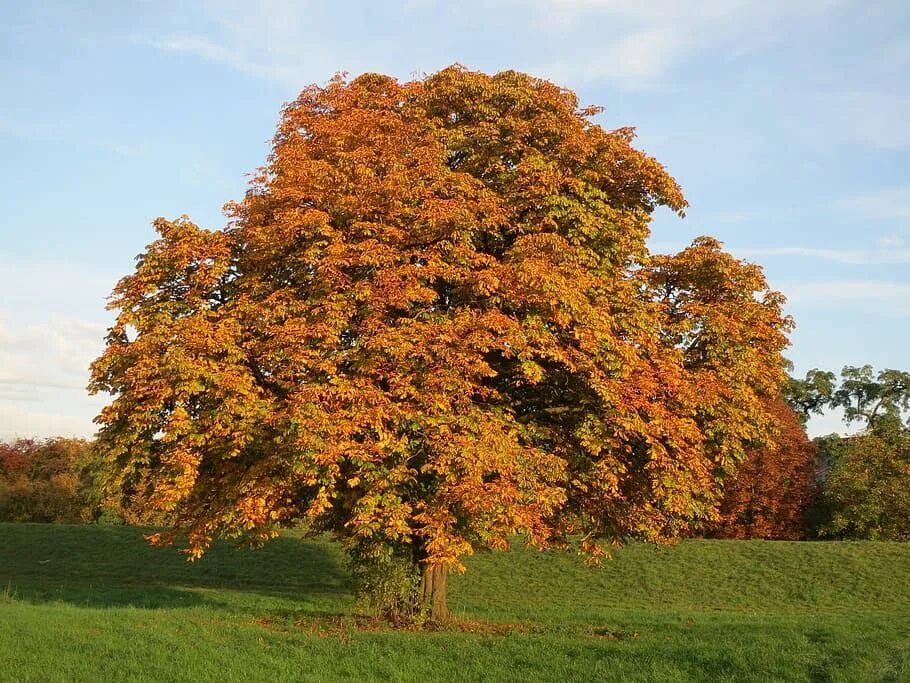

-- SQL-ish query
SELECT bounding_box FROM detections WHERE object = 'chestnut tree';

[90,66,790,621]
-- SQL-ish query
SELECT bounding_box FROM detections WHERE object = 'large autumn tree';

[90,66,790,621]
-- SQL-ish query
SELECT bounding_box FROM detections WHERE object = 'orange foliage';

[712,399,817,539]
[90,66,791,574]
[0,440,32,477]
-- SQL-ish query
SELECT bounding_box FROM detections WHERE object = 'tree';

[0,438,101,523]
[833,365,910,432]
[783,368,836,426]
[797,365,910,540]
[648,238,793,471]
[90,66,791,622]
[819,431,910,540]
[711,398,817,539]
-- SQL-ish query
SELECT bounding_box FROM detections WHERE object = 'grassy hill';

[1,523,908,682]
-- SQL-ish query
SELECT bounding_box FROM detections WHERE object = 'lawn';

[1,523,908,682]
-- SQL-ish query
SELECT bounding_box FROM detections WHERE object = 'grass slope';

[1,523,908,682]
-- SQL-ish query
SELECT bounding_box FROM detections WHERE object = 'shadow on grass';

[0,522,353,611]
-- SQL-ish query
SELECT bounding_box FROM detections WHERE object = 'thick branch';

[245,358,290,400]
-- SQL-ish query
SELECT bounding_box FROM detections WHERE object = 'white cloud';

[0,266,112,440]
[135,0,845,91]
[734,246,910,265]
[879,235,906,248]
[841,186,910,221]
[0,316,107,393]
[805,407,859,439]
[542,27,685,87]
[539,0,753,22]
[534,0,845,85]
[781,280,910,316]
[0,315,108,439]
[0,258,120,440]
[536,0,843,25]
[823,92,910,151]
[0,403,99,440]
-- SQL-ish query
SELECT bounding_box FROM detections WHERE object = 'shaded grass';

[1,523,909,681]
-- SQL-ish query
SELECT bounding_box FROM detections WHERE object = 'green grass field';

[1,523,908,682]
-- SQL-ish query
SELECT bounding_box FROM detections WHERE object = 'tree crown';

[90,66,790,569]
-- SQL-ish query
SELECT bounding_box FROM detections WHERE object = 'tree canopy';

[784,368,836,426]
[833,366,910,432]
[819,431,910,541]
[711,398,817,540]
[0,438,100,524]
[90,66,791,620]
[792,364,910,541]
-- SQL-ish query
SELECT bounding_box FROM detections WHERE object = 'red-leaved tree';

[712,398,817,539]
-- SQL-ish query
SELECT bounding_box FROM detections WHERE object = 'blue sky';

[1,0,908,438]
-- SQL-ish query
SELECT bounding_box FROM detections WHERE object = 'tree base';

[420,564,449,622]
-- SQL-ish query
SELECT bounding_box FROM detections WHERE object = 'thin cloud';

[535,0,834,23]
[0,116,149,157]
[0,379,91,392]
[139,34,299,84]
[540,28,685,88]
[534,0,845,86]
[0,403,99,440]
[781,280,910,316]
[734,246,910,265]
[134,1,353,89]
[0,316,107,395]
[137,0,845,91]
[841,186,910,221]
[823,92,910,151]
[879,235,906,248]
[648,241,910,265]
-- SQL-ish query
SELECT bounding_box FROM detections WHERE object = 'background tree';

[710,398,817,539]
[783,367,836,426]
[648,238,792,470]
[819,431,910,540]
[804,365,910,540]
[90,66,791,622]
[833,365,910,432]
[0,438,101,523]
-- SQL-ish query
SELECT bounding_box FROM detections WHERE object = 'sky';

[0,0,908,439]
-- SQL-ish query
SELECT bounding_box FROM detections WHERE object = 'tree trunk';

[419,564,449,622]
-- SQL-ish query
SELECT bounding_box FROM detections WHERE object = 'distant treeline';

[710,364,910,541]
[2,364,908,540]
[0,438,105,524]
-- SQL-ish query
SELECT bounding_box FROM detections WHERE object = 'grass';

[1,523,909,682]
